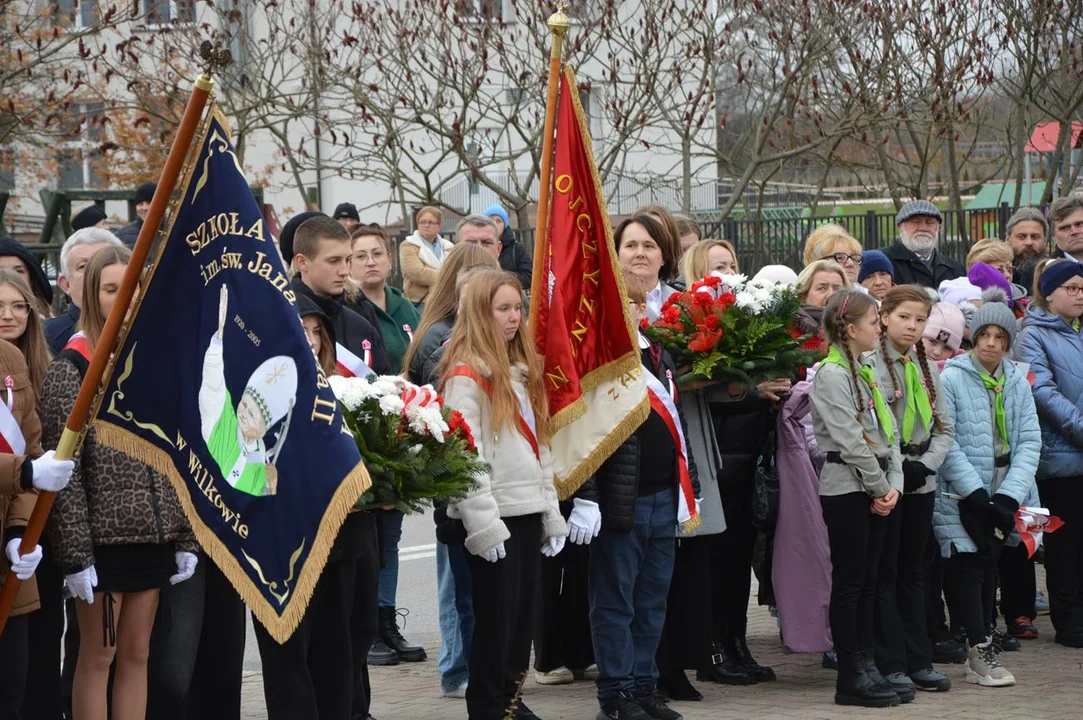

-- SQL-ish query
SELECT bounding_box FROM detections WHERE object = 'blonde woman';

[399,206,454,305]
[803,224,863,285]
[967,239,1026,300]
[680,239,739,287]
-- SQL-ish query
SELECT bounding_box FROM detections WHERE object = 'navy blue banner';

[92,109,369,642]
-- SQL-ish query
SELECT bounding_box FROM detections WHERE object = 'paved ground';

[238,515,1083,718]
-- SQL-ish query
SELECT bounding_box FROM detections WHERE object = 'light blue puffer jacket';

[1016,306,1083,480]
[933,354,1041,557]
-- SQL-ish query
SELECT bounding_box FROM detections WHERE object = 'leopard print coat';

[40,357,196,574]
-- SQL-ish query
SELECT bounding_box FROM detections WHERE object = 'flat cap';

[895,200,943,226]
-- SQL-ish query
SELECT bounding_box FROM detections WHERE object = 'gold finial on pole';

[548,1,570,42]
[196,40,233,90]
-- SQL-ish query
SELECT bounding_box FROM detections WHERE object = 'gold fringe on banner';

[86,100,372,644]
[93,420,371,643]
[553,399,648,500]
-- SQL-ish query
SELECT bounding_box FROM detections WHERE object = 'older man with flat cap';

[881,200,965,289]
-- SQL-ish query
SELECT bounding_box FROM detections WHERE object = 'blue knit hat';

[483,203,510,229]
[858,249,894,283]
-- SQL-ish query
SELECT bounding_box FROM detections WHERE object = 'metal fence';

[29,203,1016,313]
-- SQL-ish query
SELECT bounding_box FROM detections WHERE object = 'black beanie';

[134,182,157,206]
[0,236,53,306]
[278,211,325,263]
[72,205,108,232]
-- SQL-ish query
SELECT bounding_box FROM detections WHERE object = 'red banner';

[532,67,647,498]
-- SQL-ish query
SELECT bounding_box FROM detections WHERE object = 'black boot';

[695,639,756,685]
[733,634,775,682]
[834,651,900,708]
[379,606,426,662]
[367,636,400,666]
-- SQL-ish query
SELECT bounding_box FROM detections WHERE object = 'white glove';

[4,538,42,580]
[541,535,566,557]
[480,541,506,563]
[30,451,75,493]
[170,551,198,585]
[567,498,602,545]
[695,498,702,518]
[65,565,98,604]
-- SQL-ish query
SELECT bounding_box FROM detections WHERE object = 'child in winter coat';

[810,289,903,709]
[1016,258,1083,647]
[934,301,1040,688]
[438,269,566,720]
[922,302,967,371]
[871,286,955,697]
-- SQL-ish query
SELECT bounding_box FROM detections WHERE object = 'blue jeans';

[589,489,677,705]
[378,510,405,608]
[436,540,474,691]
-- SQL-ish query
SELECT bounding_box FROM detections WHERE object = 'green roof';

[967,181,1046,210]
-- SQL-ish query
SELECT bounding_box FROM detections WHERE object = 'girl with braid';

[871,286,955,697]
[810,289,903,709]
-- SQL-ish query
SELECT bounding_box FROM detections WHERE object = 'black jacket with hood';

[290,276,389,375]
[498,229,533,291]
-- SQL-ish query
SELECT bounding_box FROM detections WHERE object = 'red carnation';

[717,291,737,308]
[661,305,681,323]
[703,314,720,331]
[639,317,650,331]
[688,329,722,352]
[447,410,476,452]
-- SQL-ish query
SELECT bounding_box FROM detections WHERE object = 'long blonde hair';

[77,245,132,353]
[437,270,549,444]
[680,239,739,286]
[0,270,51,397]
[400,243,498,374]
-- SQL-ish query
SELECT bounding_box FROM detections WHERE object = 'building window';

[456,0,504,22]
[81,0,99,27]
[144,0,196,25]
[57,104,104,190]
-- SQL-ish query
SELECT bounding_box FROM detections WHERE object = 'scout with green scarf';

[873,288,955,496]
[810,294,904,501]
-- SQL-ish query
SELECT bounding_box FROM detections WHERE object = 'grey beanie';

[969,300,1017,348]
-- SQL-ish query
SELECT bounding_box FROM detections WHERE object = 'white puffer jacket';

[442,361,567,556]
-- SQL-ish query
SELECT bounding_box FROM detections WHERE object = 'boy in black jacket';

[572,273,699,720]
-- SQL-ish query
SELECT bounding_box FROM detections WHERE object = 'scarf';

[822,345,896,444]
[898,354,934,444]
[975,364,1009,454]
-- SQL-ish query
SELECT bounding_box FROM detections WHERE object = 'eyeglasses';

[1062,285,1083,297]
[0,302,31,318]
[830,253,863,265]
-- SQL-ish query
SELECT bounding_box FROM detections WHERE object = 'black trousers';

[350,513,380,719]
[186,560,247,720]
[945,544,1003,647]
[21,535,64,720]
[0,614,28,720]
[821,492,886,653]
[997,542,1037,623]
[466,514,541,720]
[147,559,207,720]
[924,527,950,640]
[875,492,934,674]
[710,472,756,639]
[533,518,593,673]
[1037,476,1083,634]
[255,552,357,720]
[657,536,713,676]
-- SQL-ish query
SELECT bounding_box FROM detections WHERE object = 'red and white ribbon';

[642,368,697,527]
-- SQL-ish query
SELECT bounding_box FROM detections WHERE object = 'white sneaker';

[441,681,468,698]
[573,664,600,681]
[966,639,1016,687]
[535,666,575,685]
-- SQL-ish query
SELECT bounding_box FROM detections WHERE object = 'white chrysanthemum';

[718,272,747,289]
[328,376,371,411]
[407,404,448,442]
[370,379,402,398]
[377,375,408,390]
[378,394,405,415]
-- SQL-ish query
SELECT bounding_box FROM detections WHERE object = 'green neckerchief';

[822,345,896,444]
[898,353,934,444]
[973,358,1009,454]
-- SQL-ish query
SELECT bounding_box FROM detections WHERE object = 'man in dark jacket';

[1050,195,1083,264]
[484,203,532,290]
[880,200,965,289]
[287,215,389,376]
[115,182,156,246]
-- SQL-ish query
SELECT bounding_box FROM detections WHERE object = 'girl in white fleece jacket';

[438,269,566,720]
